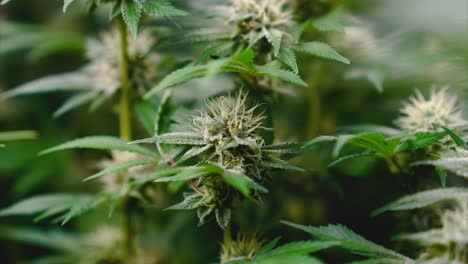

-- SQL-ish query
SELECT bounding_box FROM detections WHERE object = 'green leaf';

[53,92,96,118]
[261,157,305,172]
[282,222,410,261]
[0,194,74,217]
[264,28,283,57]
[121,0,142,39]
[259,241,339,259]
[254,255,324,264]
[215,208,231,229]
[329,153,376,167]
[0,193,97,223]
[372,188,468,216]
[84,159,156,181]
[131,132,206,145]
[177,145,213,164]
[230,48,255,66]
[255,61,307,87]
[0,130,37,142]
[393,229,443,246]
[63,0,76,12]
[166,193,202,210]
[144,65,208,98]
[312,7,345,33]
[345,68,384,93]
[0,226,81,253]
[156,32,231,50]
[349,258,406,264]
[155,90,173,136]
[131,166,183,185]
[59,195,105,225]
[293,42,350,64]
[442,126,466,147]
[27,34,85,62]
[337,125,401,136]
[348,133,394,156]
[0,73,92,100]
[255,237,281,257]
[437,167,447,187]
[278,49,299,74]
[40,136,157,157]
[397,131,446,152]
[223,170,265,197]
[135,100,158,135]
[415,157,468,179]
[110,2,121,20]
[142,0,187,17]
[331,135,353,158]
[156,164,223,182]
[262,142,304,154]
[145,48,308,97]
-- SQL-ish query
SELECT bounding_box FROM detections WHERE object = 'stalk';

[116,16,135,257]
[222,225,232,263]
[385,156,400,175]
[117,16,132,141]
[223,225,232,249]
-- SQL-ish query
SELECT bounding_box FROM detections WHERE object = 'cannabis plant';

[0,0,467,264]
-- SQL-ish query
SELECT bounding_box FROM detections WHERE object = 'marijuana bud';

[148,92,302,228]
[403,201,468,264]
[396,87,466,132]
[440,202,468,248]
[193,93,265,172]
[81,226,126,263]
[84,29,159,96]
[97,151,151,194]
[81,226,159,264]
[214,0,293,54]
[220,234,265,263]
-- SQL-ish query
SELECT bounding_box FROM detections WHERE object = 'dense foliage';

[0,0,467,263]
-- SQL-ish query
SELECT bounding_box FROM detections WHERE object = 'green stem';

[223,225,232,251]
[117,16,132,141]
[121,200,135,256]
[116,16,135,257]
[385,156,400,175]
[306,84,321,138]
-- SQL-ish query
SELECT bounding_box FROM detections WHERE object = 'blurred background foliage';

[0,0,467,263]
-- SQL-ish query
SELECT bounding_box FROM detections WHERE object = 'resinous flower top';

[215,0,293,54]
[97,151,151,193]
[133,92,303,228]
[396,87,466,132]
[85,29,159,96]
[402,201,468,264]
[81,226,160,264]
[192,93,266,173]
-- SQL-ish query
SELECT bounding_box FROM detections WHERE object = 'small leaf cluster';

[0,136,161,223]
[51,0,187,39]
[1,29,159,117]
[328,89,467,178]
[283,221,413,264]
[284,180,468,263]
[145,3,350,98]
[222,235,337,264]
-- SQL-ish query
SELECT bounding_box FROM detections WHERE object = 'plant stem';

[117,16,132,141]
[385,156,400,175]
[122,199,136,257]
[223,225,232,251]
[116,16,135,257]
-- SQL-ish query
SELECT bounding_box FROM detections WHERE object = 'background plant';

[0,0,467,263]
